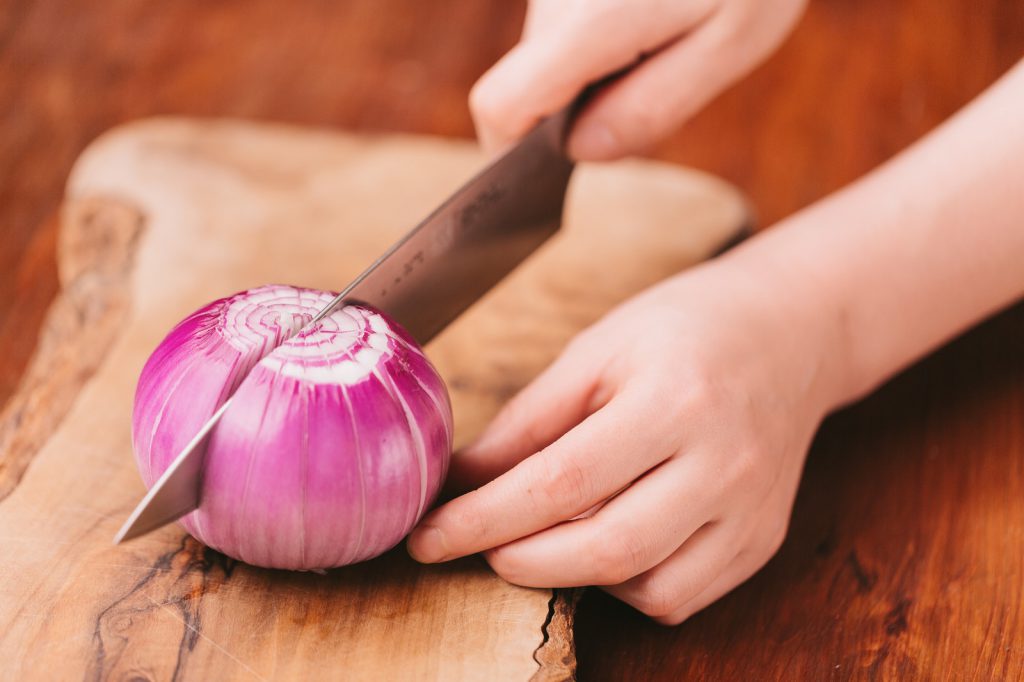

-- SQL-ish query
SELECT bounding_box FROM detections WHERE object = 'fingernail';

[407,524,449,563]
[569,121,620,160]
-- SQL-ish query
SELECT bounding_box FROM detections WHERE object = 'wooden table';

[2,1,1022,678]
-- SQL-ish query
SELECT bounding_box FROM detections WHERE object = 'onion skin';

[131,285,453,570]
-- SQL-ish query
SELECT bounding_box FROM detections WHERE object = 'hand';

[471,0,807,160]
[408,258,844,624]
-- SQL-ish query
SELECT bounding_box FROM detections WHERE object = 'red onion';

[131,284,453,570]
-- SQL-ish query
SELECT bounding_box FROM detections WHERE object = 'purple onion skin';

[131,285,453,570]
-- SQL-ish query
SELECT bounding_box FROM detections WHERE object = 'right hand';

[409,256,841,624]
[471,0,807,160]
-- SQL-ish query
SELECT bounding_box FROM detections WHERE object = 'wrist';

[707,230,863,415]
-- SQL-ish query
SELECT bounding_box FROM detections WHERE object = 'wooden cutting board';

[0,118,749,681]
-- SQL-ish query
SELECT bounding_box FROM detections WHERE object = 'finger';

[470,1,716,153]
[482,455,719,587]
[408,392,671,564]
[602,522,738,620]
[566,14,741,160]
[656,547,767,625]
[446,340,610,494]
[569,0,801,160]
[569,0,807,160]
[610,509,787,624]
[658,515,789,624]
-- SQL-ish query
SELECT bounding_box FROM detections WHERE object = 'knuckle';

[678,366,717,409]
[724,447,762,488]
[468,80,500,126]
[588,529,647,585]
[534,454,591,512]
[484,546,524,585]
[651,606,692,622]
[630,574,681,619]
[653,610,688,627]
[519,417,550,454]
[602,109,654,155]
[766,533,786,558]
[446,497,488,543]
[467,76,489,107]
[605,94,680,154]
[763,518,789,557]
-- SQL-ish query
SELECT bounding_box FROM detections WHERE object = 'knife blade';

[114,104,577,544]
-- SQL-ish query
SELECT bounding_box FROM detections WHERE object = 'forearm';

[723,58,1024,408]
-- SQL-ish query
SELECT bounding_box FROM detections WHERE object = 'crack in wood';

[530,588,581,682]
[531,590,558,670]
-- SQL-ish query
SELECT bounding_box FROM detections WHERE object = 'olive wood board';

[0,118,748,681]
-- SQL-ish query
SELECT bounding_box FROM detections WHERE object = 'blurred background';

[1,0,1022,677]
[2,0,1022,404]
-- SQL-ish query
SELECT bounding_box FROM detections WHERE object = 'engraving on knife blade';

[459,184,503,232]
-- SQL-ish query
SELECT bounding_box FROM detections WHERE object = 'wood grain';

[2,1,1023,679]
[0,118,746,679]
[0,198,141,501]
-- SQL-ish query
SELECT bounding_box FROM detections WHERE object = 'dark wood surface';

[1,0,1022,678]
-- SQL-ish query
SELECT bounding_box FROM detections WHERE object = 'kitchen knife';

[114,101,579,544]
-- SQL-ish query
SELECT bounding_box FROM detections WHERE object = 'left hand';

[407,258,844,624]
[470,0,808,160]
